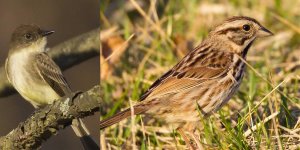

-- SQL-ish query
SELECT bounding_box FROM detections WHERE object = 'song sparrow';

[100,16,273,147]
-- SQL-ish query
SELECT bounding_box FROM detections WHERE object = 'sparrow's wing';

[140,50,233,101]
[100,50,233,129]
[35,53,72,96]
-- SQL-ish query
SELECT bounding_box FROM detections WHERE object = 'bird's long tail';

[100,104,147,130]
[71,118,99,150]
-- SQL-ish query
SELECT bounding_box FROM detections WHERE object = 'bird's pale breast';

[7,51,59,108]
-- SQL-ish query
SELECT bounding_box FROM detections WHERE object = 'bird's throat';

[242,40,254,58]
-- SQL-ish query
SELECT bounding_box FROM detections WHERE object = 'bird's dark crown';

[9,24,53,50]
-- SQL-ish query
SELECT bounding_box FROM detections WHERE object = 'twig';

[244,111,280,137]
[272,13,300,34]
[0,85,100,149]
[129,99,137,150]
[129,0,175,47]
[101,33,135,64]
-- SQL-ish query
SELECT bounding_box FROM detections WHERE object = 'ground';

[100,0,300,149]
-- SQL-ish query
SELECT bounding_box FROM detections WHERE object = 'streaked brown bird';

[100,16,273,147]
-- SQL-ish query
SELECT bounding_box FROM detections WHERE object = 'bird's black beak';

[41,30,55,37]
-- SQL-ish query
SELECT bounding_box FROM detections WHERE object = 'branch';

[0,28,100,97]
[0,85,101,149]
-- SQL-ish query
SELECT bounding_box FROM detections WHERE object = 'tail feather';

[71,118,99,150]
[100,105,147,130]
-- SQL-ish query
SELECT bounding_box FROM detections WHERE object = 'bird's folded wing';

[140,50,233,101]
[145,66,228,100]
[35,53,72,96]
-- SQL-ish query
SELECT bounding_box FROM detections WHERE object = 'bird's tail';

[71,118,99,150]
[100,105,147,130]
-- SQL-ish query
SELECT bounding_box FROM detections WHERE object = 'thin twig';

[244,111,280,137]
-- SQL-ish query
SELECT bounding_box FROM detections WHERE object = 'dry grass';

[100,0,300,149]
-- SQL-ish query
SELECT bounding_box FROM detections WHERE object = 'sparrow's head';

[9,24,54,54]
[211,16,273,54]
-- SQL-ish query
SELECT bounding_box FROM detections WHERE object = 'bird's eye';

[242,24,251,31]
[24,33,32,40]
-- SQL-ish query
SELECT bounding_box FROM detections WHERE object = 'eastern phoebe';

[5,24,98,150]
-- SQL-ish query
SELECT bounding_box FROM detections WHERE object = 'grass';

[100,0,300,149]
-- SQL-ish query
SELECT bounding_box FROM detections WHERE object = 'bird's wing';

[100,49,234,130]
[35,53,72,96]
[140,50,233,101]
[99,64,229,129]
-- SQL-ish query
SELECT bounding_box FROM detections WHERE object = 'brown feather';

[100,104,149,129]
[35,53,72,96]
[140,49,232,101]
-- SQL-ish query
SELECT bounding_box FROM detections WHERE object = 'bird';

[100,16,273,148]
[5,24,99,150]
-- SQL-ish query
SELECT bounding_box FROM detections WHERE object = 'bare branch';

[0,28,100,97]
[0,85,101,149]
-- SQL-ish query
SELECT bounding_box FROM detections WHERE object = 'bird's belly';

[145,86,209,123]
[19,82,59,107]
[146,101,200,130]
[144,62,246,126]
[145,78,240,127]
[9,61,59,107]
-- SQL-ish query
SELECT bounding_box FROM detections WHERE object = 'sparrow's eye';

[24,33,33,40]
[242,24,251,31]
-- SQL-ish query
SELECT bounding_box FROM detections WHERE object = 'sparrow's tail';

[100,105,147,130]
[71,118,99,150]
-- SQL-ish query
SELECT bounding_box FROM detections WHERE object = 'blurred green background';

[100,0,300,149]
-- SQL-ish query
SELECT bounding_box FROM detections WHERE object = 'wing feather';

[140,49,233,101]
[35,53,71,96]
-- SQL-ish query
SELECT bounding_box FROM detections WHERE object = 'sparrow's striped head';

[211,16,273,50]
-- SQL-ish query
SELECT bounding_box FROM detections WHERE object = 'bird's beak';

[257,26,273,37]
[41,30,55,37]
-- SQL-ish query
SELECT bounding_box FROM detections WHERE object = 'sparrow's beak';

[257,26,273,37]
[41,30,55,37]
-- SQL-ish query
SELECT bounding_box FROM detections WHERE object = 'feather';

[35,53,71,96]
[140,49,233,102]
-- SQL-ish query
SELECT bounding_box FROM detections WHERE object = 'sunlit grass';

[100,0,300,149]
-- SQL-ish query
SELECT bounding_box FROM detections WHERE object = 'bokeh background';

[0,0,99,149]
[100,0,300,149]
